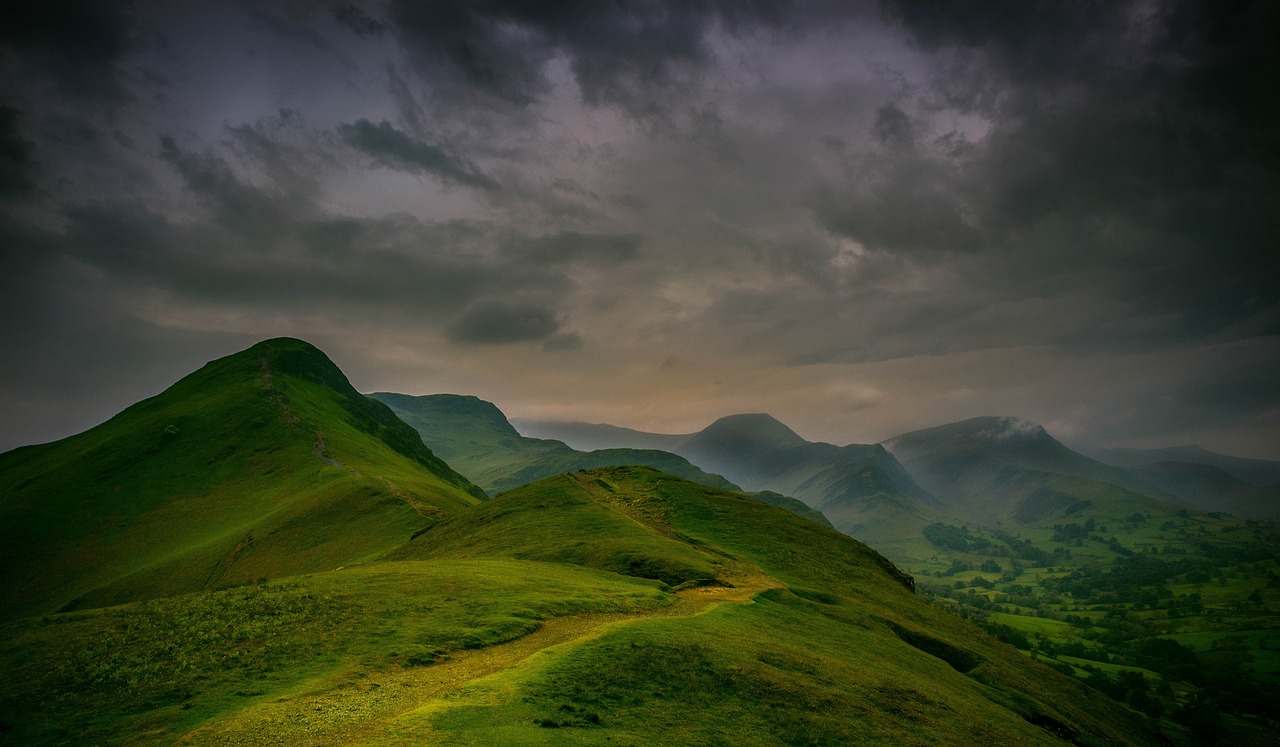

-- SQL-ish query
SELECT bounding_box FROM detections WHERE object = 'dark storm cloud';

[242,3,355,69]
[503,231,641,266]
[444,299,562,345]
[803,0,1280,350]
[386,0,786,118]
[159,135,310,243]
[337,118,499,190]
[0,107,38,198]
[333,3,385,38]
[0,0,140,102]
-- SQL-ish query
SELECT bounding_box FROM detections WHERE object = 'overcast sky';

[2,0,1278,459]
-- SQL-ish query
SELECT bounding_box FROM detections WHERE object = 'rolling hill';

[0,338,482,622]
[0,465,1163,745]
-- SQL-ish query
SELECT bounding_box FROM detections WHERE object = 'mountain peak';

[696,413,807,448]
[972,416,1048,442]
[883,416,1049,453]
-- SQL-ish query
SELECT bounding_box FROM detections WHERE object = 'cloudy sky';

[2,0,1278,459]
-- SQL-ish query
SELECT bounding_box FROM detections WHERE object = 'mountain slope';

[370,392,740,495]
[674,414,939,556]
[1081,443,1280,487]
[384,466,1159,745]
[882,416,1180,525]
[0,338,482,621]
[1125,461,1280,519]
[512,417,693,452]
[0,466,1163,745]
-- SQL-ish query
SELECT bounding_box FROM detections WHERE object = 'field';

[909,511,1280,743]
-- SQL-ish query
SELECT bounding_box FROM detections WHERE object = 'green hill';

[0,466,1164,745]
[369,392,741,495]
[0,338,482,621]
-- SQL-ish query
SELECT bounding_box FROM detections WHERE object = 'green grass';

[0,560,672,745]
[0,339,482,620]
[388,466,1160,746]
[388,471,723,586]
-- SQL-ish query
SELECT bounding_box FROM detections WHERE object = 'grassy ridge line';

[178,571,781,745]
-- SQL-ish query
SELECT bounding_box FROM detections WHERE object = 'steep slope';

[0,338,482,621]
[675,414,939,556]
[511,417,692,452]
[370,392,740,495]
[882,416,1180,525]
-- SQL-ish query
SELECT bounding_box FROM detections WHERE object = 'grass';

[384,466,1161,746]
[0,338,482,621]
[0,559,672,745]
[0,464,1160,745]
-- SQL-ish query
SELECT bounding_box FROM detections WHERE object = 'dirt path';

[177,577,779,746]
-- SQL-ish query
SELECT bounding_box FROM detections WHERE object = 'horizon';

[2,2,1277,459]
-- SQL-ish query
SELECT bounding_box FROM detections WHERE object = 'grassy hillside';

[0,559,670,745]
[369,392,741,495]
[383,467,1161,745]
[0,466,1165,745]
[0,338,481,621]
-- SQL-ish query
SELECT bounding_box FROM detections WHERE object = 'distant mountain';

[370,393,740,495]
[1124,461,1280,519]
[673,414,939,558]
[1081,443,1280,488]
[511,418,692,452]
[0,338,482,622]
[881,416,1180,526]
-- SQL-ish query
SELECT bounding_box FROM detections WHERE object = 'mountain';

[0,338,482,622]
[0,466,1157,745]
[881,416,1180,526]
[1080,443,1280,487]
[674,414,940,558]
[1124,461,1280,519]
[511,417,693,452]
[369,392,741,496]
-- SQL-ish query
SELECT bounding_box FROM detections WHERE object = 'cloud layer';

[1,0,1276,458]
